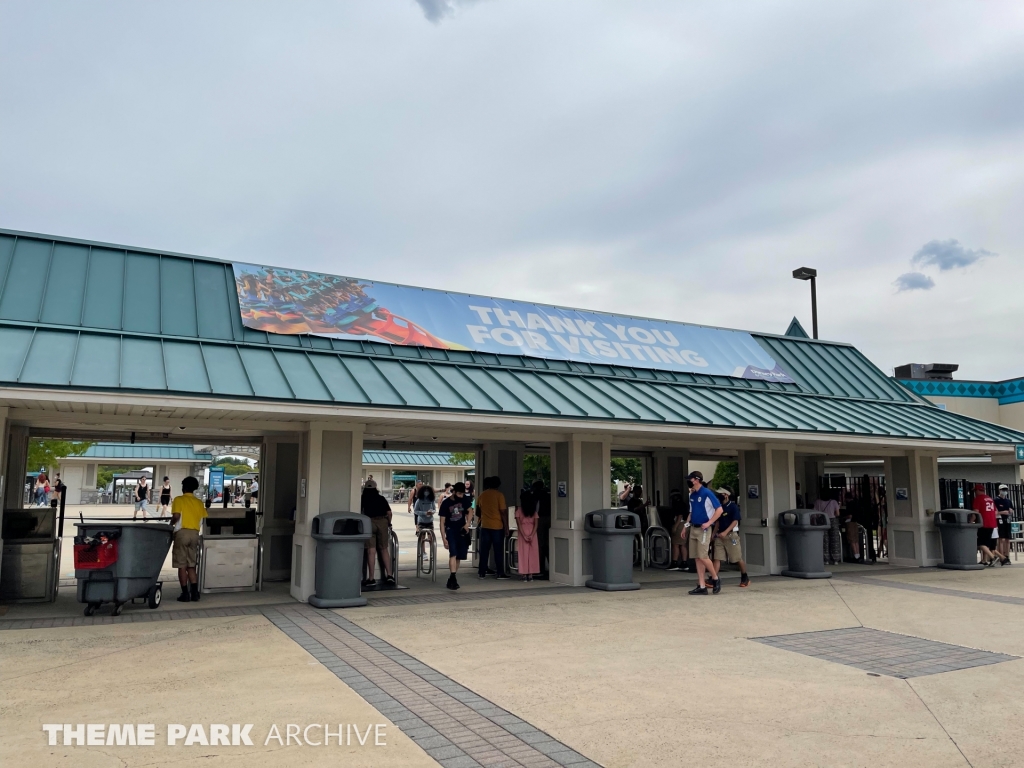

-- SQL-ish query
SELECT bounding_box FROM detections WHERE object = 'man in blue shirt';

[686,470,723,595]
[711,488,750,588]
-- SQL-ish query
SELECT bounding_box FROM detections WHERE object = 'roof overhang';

[1,386,1017,459]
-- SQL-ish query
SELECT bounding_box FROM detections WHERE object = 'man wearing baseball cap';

[686,470,723,595]
[711,487,750,588]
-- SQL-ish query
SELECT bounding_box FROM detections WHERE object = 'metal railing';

[645,525,672,569]
[505,530,519,575]
[416,528,437,581]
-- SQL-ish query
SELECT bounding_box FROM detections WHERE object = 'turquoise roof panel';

[74,442,213,461]
[1,229,1023,447]
[361,451,475,466]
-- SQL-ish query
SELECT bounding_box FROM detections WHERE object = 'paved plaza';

[3,555,1023,768]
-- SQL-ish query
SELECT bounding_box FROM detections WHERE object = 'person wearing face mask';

[685,471,723,595]
[994,485,1014,566]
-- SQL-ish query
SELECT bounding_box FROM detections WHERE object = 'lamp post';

[791,267,818,339]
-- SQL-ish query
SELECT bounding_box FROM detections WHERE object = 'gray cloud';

[894,272,936,292]
[415,0,477,23]
[912,238,995,271]
[1,2,1023,379]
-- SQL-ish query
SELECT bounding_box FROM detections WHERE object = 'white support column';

[741,444,795,575]
[3,422,28,511]
[886,451,940,567]
[480,442,524,511]
[549,435,610,586]
[291,423,364,602]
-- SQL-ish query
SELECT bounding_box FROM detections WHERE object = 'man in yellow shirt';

[170,476,208,602]
[475,476,510,580]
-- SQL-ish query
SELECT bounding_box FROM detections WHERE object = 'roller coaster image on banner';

[231,263,793,382]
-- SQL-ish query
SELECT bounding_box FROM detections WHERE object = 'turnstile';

[0,507,59,602]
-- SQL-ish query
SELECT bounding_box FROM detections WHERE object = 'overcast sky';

[2,1,1022,380]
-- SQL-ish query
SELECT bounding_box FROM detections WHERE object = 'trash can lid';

[311,512,372,538]
[933,509,982,527]
[777,510,830,529]
[584,509,640,533]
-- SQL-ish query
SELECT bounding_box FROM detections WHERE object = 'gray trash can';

[585,510,641,591]
[934,510,984,570]
[309,513,372,608]
[778,511,832,579]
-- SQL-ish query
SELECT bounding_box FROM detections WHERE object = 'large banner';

[232,263,793,382]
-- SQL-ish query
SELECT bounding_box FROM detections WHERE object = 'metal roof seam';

[301,351,338,402]
[509,370,585,417]
[604,379,681,422]
[598,378,669,422]
[366,357,409,406]
[628,381,696,423]
[395,359,443,408]
[268,348,298,400]
[36,241,55,323]
[732,389,804,430]
[548,374,618,419]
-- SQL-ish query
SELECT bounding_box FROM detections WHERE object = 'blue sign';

[1017,445,1024,462]
[208,468,225,502]
[232,263,793,382]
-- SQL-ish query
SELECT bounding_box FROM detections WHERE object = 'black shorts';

[997,519,1012,539]
[977,527,995,547]
[444,526,469,560]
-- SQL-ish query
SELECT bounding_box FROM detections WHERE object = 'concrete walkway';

[3,556,1023,767]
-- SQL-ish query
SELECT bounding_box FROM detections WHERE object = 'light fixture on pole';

[791,267,818,339]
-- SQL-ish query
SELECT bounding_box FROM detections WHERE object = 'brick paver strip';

[751,626,1017,678]
[262,604,599,768]
[834,573,1024,606]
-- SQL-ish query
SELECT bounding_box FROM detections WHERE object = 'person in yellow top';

[475,476,510,579]
[170,476,208,602]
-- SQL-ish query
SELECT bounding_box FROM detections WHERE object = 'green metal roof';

[1,229,1022,446]
[362,451,475,466]
[73,443,213,461]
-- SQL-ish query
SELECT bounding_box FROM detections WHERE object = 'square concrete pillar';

[3,422,28,511]
[740,445,795,575]
[549,436,611,586]
[480,443,524,511]
[885,452,940,567]
[291,423,364,602]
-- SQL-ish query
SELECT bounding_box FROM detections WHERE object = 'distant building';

[895,364,1023,484]
[56,443,213,504]
[361,451,475,494]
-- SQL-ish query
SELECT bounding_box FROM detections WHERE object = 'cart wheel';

[111,602,124,617]
[148,585,162,609]
[84,603,97,617]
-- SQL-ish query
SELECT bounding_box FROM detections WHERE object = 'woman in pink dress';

[515,489,540,581]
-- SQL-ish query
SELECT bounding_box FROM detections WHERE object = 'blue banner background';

[232,263,792,383]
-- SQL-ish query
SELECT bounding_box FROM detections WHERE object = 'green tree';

[27,439,93,473]
[610,457,643,484]
[448,452,476,466]
[523,453,551,488]
[710,461,739,495]
[212,457,256,476]
[96,465,133,489]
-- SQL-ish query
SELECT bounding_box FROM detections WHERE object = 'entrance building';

[2,228,1024,602]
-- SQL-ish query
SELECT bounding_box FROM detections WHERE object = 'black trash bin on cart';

[778,511,832,579]
[934,510,984,570]
[309,513,372,608]
[585,510,641,591]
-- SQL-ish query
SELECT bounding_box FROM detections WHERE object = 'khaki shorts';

[688,525,713,560]
[714,531,744,563]
[671,520,686,545]
[172,528,200,568]
[365,516,390,551]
